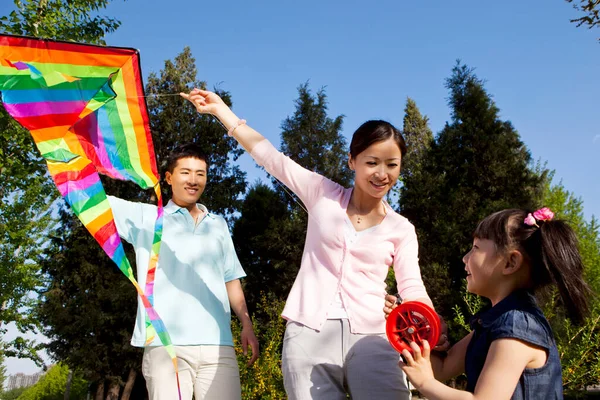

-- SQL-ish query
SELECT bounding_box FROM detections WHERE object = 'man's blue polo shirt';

[108,196,246,347]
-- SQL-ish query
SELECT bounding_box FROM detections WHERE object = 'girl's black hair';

[474,209,591,323]
[349,120,407,159]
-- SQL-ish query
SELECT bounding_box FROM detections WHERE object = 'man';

[108,143,258,400]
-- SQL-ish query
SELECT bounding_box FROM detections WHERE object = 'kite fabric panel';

[0,34,180,396]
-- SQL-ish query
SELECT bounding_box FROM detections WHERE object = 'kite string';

[139,92,317,217]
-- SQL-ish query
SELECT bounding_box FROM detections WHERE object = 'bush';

[232,293,286,400]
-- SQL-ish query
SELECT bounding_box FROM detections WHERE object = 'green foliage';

[233,83,349,312]
[558,311,600,393]
[0,348,6,392]
[399,97,434,183]
[17,363,87,400]
[539,170,600,298]
[566,0,600,42]
[232,183,295,315]
[533,170,600,392]
[147,48,247,203]
[400,61,545,319]
[451,283,485,335]
[145,47,246,222]
[0,0,122,45]
[231,293,286,400]
[1,386,27,400]
[0,0,121,365]
[37,201,142,388]
[280,82,352,189]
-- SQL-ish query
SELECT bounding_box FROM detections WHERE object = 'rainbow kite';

[0,34,180,397]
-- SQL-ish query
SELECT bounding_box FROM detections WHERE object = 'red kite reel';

[386,301,441,353]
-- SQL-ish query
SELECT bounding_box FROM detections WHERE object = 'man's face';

[165,157,207,208]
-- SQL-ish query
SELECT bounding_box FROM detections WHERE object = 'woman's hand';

[434,314,450,352]
[399,340,436,391]
[383,293,399,319]
[180,88,228,116]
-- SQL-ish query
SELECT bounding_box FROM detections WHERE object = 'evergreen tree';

[401,62,544,315]
[232,183,291,316]
[399,97,434,183]
[279,82,352,191]
[233,84,349,311]
[38,184,143,398]
[0,0,123,365]
[145,47,246,222]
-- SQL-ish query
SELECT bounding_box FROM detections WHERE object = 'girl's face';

[348,137,402,199]
[463,238,507,298]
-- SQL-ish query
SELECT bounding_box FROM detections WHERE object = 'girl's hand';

[399,340,436,391]
[180,88,228,116]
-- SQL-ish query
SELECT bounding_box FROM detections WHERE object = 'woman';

[181,88,435,400]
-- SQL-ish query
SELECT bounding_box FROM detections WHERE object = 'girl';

[181,88,436,399]
[391,208,590,400]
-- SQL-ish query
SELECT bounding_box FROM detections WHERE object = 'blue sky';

[2,0,599,376]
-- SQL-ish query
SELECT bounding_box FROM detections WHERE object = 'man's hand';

[241,325,259,366]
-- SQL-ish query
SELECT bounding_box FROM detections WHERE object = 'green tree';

[400,62,545,317]
[566,0,600,42]
[17,363,87,400]
[538,175,600,392]
[274,82,350,265]
[399,97,434,183]
[279,82,352,190]
[145,47,246,222]
[0,0,123,365]
[38,200,143,399]
[0,347,6,391]
[232,182,292,315]
[539,172,600,296]
[36,48,248,398]
[233,83,350,311]
[1,386,27,400]
[0,0,122,45]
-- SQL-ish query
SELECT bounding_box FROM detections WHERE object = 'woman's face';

[348,137,402,199]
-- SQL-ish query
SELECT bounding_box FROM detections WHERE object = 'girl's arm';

[430,331,472,381]
[401,338,539,400]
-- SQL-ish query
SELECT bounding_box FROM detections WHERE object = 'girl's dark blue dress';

[465,290,563,399]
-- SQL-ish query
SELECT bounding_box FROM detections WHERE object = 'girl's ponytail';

[537,220,590,323]
[475,208,591,323]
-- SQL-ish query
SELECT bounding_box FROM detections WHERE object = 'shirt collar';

[470,289,537,329]
[164,199,212,218]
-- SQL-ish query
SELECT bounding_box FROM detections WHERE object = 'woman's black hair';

[349,120,407,159]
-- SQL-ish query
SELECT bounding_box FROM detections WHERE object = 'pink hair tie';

[227,119,246,137]
[524,207,554,227]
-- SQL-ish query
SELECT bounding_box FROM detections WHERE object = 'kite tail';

[129,278,182,399]
[144,183,164,344]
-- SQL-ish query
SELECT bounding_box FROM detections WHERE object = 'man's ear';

[503,250,524,276]
[165,171,172,185]
[348,153,355,171]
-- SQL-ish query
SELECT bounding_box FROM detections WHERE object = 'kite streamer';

[0,34,180,398]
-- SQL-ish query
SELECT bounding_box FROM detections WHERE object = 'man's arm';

[226,279,259,365]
